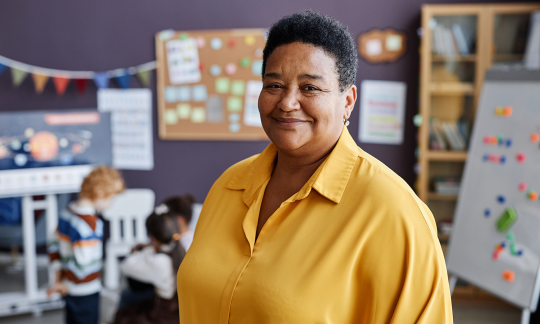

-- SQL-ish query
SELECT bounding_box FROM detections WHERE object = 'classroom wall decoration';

[447,70,540,310]
[0,54,156,95]
[358,29,407,64]
[155,29,269,140]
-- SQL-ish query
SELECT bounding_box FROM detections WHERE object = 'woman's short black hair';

[262,10,358,92]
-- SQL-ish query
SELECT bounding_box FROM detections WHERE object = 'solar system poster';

[0,110,112,171]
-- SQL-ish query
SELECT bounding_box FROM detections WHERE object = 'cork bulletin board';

[155,28,269,140]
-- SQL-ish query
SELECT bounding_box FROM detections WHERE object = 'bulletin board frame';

[155,28,269,141]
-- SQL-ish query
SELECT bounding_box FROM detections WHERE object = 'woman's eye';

[266,84,282,89]
[303,85,318,91]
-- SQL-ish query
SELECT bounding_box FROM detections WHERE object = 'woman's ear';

[343,85,357,120]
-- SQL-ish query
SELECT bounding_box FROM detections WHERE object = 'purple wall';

[0,0,533,204]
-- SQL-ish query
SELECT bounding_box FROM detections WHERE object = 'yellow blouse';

[178,127,452,324]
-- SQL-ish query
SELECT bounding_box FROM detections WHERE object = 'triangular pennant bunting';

[32,72,49,94]
[114,71,131,89]
[0,63,7,76]
[53,75,70,95]
[93,72,109,89]
[11,68,28,87]
[75,79,88,95]
[136,70,151,88]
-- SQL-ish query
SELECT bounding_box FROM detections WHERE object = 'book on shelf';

[432,24,475,57]
[429,118,469,151]
[433,176,461,195]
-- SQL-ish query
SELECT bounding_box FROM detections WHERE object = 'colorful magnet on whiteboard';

[225,63,237,75]
[497,208,516,232]
[483,154,489,162]
[507,231,514,240]
[502,270,515,282]
[497,135,504,145]
[503,106,513,117]
[240,57,250,68]
[519,182,527,191]
[484,208,491,217]
[518,250,523,256]
[501,241,506,248]
[483,136,491,144]
[497,195,506,203]
[500,155,506,164]
[210,65,221,76]
[210,38,222,50]
[531,133,540,143]
[196,37,205,48]
[492,251,500,260]
[495,107,504,116]
[244,35,256,45]
[516,152,526,163]
[506,139,512,147]
[528,191,538,200]
[490,137,498,145]
[496,244,504,252]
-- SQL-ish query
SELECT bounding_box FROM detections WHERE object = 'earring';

[344,118,350,127]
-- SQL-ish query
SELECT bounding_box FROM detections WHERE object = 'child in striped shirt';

[47,166,125,324]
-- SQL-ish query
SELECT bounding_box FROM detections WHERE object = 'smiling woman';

[177,11,453,324]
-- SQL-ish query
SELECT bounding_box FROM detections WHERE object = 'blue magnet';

[483,154,489,162]
[506,139,512,147]
[484,208,491,217]
[518,250,523,256]
[497,195,506,204]
[501,242,506,248]
[500,155,506,164]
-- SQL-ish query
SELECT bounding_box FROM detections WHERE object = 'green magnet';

[497,208,517,233]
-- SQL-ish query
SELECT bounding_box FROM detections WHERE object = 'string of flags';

[0,54,156,96]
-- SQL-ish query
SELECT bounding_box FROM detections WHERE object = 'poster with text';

[359,80,406,145]
[98,89,154,170]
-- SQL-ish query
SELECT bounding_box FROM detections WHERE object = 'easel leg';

[449,275,458,295]
[521,308,530,324]
[22,196,37,300]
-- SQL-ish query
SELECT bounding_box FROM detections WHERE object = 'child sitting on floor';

[47,166,125,324]
[114,204,186,324]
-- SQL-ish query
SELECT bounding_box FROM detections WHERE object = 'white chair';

[101,189,155,290]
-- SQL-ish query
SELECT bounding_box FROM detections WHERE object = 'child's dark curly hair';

[262,10,358,92]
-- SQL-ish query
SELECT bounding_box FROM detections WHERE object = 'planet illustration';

[29,131,59,161]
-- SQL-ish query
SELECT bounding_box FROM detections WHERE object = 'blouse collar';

[226,126,360,207]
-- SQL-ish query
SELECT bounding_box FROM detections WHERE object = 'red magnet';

[519,182,527,192]
[483,136,491,144]
[516,152,526,163]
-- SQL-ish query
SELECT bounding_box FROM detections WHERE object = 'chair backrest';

[102,189,155,245]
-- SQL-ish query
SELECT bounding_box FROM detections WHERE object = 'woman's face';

[259,42,356,155]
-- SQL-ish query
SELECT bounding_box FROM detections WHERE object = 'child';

[47,166,125,324]
[114,205,186,324]
[162,194,196,251]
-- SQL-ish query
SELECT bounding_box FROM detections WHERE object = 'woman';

[114,206,185,324]
[178,11,452,324]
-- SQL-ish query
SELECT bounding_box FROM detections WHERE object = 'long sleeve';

[48,228,62,273]
[121,246,175,299]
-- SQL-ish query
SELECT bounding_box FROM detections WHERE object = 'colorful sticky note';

[164,109,178,124]
[191,107,206,123]
[225,63,237,75]
[177,103,191,119]
[193,85,208,101]
[210,38,222,50]
[228,113,240,123]
[206,96,224,123]
[164,87,177,102]
[240,57,250,68]
[215,78,230,93]
[179,33,189,40]
[252,60,263,75]
[196,37,206,48]
[229,123,241,133]
[496,208,517,232]
[177,86,190,101]
[231,80,245,96]
[210,65,221,76]
[227,97,243,112]
[244,35,256,45]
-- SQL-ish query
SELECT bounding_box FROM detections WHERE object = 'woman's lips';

[273,117,307,127]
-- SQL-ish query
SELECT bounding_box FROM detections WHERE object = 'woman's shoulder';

[213,154,260,186]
